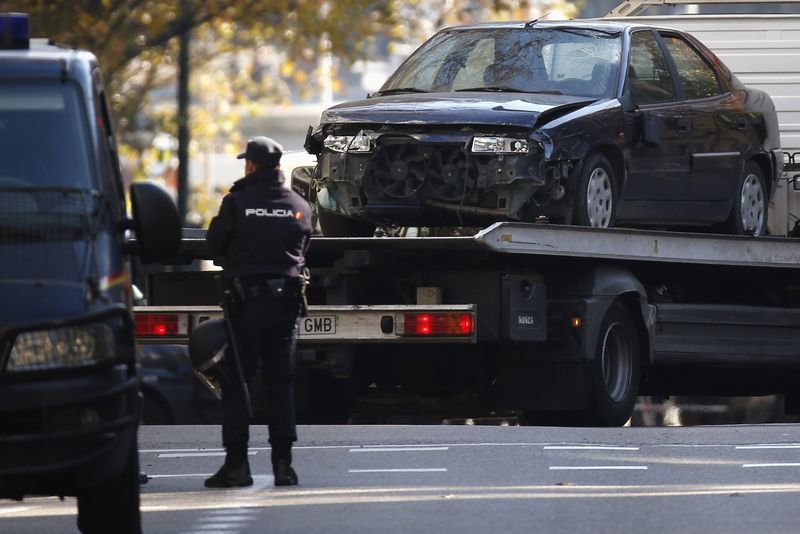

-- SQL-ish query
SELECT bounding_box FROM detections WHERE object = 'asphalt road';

[4,423,800,533]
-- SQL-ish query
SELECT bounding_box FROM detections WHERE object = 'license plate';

[300,315,336,335]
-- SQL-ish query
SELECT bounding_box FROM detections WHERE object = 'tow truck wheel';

[316,201,376,237]
[77,440,141,533]
[572,152,617,229]
[587,301,641,426]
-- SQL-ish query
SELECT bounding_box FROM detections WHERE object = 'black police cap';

[237,136,283,165]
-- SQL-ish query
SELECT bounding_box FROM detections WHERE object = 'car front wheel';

[725,161,768,236]
[572,153,617,229]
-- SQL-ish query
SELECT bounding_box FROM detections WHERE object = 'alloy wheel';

[740,173,765,235]
[586,167,613,228]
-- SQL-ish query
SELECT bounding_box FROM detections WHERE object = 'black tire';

[77,440,141,534]
[587,302,641,426]
[724,161,768,236]
[317,202,375,237]
[572,152,617,228]
[141,386,173,425]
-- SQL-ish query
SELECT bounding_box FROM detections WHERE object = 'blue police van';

[0,13,180,532]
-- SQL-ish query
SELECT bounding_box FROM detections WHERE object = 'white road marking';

[348,468,448,473]
[544,446,639,451]
[142,441,781,454]
[743,463,800,468]
[349,447,449,452]
[148,473,213,478]
[158,451,258,458]
[549,466,648,471]
[0,506,38,515]
[736,445,800,450]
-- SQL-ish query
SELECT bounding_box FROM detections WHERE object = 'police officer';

[205,136,312,487]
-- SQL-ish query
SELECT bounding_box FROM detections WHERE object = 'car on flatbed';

[303,19,781,237]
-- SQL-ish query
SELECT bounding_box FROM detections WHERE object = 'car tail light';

[403,313,474,336]
[134,313,188,337]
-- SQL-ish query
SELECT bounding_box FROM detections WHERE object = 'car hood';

[0,280,89,327]
[320,92,597,129]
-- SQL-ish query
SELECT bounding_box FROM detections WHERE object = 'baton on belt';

[214,275,253,419]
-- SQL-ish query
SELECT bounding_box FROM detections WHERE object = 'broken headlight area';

[471,136,530,154]
[319,134,547,217]
[323,131,374,153]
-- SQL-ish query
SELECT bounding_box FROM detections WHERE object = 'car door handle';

[676,118,691,135]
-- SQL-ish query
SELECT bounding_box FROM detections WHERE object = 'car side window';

[661,34,722,100]
[627,30,676,105]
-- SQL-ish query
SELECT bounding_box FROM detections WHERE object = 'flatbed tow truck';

[135,0,800,426]
[135,222,800,426]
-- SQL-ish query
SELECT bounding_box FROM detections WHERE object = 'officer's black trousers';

[222,290,298,466]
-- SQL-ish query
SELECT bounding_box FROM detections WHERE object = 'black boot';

[205,462,253,488]
[273,459,298,486]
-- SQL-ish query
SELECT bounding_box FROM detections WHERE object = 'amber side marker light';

[570,317,582,329]
[403,313,474,336]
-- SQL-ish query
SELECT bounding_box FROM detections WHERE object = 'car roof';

[440,19,668,34]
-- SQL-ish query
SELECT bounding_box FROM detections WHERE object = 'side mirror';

[128,181,181,264]
[619,86,636,112]
[642,112,661,146]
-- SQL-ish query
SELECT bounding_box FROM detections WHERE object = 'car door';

[660,32,743,209]
[622,29,693,210]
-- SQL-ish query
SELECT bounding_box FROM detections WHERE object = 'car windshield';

[0,82,95,189]
[380,27,622,98]
[0,82,102,246]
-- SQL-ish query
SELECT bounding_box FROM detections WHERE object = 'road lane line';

[549,466,648,470]
[743,463,800,468]
[349,447,449,452]
[736,445,800,450]
[157,452,258,458]
[148,473,213,478]
[348,468,448,473]
[0,506,38,515]
[544,446,639,451]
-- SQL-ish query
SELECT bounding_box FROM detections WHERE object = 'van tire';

[77,441,141,534]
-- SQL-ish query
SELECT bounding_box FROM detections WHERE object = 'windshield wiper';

[456,86,529,93]
[455,86,563,95]
[375,87,429,96]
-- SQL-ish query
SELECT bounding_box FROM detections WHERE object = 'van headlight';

[471,136,530,154]
[7,322,117,372]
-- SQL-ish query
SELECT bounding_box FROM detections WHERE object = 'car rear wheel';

[725,161,768,236]
[587,301,641,426]
[573,153,617,229]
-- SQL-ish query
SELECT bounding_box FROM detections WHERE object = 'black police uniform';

[206,164,312,485]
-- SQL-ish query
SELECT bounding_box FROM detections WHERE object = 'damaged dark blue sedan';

[303,20,781,236]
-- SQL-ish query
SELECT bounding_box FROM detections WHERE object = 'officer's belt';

[233,276,295,301]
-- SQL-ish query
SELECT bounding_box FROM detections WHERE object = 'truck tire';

[317,202,376,237]
[77,441,141,534]
[724,161,768,236]
[572,152,617,229]
[587,302,641,426]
